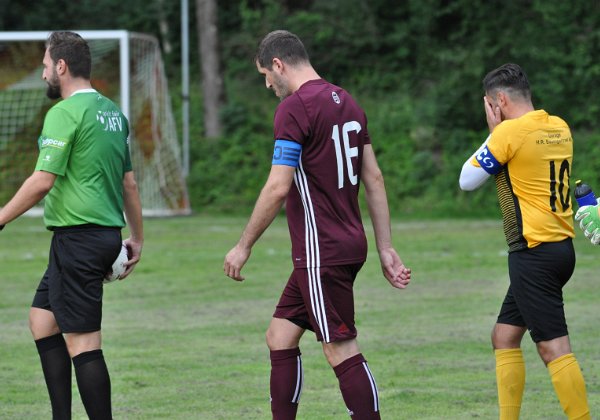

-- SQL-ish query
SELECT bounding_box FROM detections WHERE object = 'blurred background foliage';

[1,0,600,217]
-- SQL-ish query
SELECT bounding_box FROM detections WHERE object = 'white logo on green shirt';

[41,138,66,148]
[96,110,124,132]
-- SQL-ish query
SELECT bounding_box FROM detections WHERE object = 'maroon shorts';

[273,263,363,343]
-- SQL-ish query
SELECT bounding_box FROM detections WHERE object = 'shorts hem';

[531,331,569,344]
[59,327,102,334]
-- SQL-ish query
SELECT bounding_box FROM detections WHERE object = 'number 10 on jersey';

[331,121,361,189]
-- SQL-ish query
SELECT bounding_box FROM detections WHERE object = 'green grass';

[1,216,599,419]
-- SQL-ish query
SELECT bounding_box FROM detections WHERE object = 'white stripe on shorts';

[294,160,330,343]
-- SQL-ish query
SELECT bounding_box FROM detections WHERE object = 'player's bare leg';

[322,338,360,367]
[266,317,304,350]
[492,323,526,420]
[324,338,380,419]
[267,318,305,420]
[536,335,571,364]
[64,331,102,357]
[491,323,526,349]
[30,307,72,419]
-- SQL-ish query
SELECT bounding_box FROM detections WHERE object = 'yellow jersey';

[471,110,574,251]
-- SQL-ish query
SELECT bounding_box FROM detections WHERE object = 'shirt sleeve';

[273,95,310,145]
[35,107,76,176]
[272,139,302,167]
[474,121,522,170]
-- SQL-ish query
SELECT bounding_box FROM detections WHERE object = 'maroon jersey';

[273,79,370,268]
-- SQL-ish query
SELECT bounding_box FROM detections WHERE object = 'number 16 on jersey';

[331,121,361,189]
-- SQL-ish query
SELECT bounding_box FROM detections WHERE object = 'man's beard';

[271,74,291,100]
[46,73,61,99]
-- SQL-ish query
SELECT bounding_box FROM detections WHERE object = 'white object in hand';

[104,243,129,283]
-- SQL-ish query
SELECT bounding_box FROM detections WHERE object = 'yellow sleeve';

[486,120,524,165]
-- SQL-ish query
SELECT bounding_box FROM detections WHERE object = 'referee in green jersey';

[0,31,143,419]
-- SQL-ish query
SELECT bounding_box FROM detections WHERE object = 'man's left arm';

[0,170,56,229]
[361,145,411,289]
[224,164,296,281]
[120,171,144,278]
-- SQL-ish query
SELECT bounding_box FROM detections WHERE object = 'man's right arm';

[0,170,56,228]
[459,135,492,191]
[361,145,410,289]
[223,164,296,281]
[121,171,143,278]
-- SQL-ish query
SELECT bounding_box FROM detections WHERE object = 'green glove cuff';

[581,204,600,234]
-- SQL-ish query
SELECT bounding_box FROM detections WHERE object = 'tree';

[196,0,223,139]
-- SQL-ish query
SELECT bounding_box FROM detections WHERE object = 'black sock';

[72,349,112,420]
[35,333,72,420]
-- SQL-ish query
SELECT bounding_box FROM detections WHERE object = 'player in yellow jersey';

[459,63,590,420]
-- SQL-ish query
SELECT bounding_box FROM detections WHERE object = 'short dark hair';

[46,31,91,79]
[255,30,310,70]
[483,63,531,101]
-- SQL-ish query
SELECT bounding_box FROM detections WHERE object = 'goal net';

[0,30,190,217]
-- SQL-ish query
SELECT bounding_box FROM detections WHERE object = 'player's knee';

[491,323,525,349]
[536,336,571,365]
[322,339,360,367]
[490,326,502,349]
[265,326,278,350]
[28,316,39,338]
[29,309,60,340]
[64,332,102,358]
[537,344,560,365]
[322,346,337,367]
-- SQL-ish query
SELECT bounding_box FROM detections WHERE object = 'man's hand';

[224,244,251,281]
[484,96,502,133]
[575,201,600,245]
[120,237,143,279]
[379,247,411,289]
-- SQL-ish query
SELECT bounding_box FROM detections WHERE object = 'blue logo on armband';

[273,139,302,167]
[476,146,502,175]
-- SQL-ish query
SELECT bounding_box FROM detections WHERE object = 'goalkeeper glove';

[575,199,600,245]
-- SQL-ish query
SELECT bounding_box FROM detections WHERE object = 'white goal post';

[0,30,191,217]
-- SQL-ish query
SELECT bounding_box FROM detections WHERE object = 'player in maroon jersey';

[224,30,411,420]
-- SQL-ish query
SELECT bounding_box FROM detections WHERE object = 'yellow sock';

[495,348,525,420]
[547,353,590,420]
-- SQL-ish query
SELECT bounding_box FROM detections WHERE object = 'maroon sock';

[270,347,303,420]
[334,354,380,419]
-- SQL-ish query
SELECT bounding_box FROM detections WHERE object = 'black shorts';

[497,238,575,343]
[273,263,363,343]
[32,225,122,333]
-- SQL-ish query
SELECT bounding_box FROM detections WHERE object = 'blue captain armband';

[272,139,302,167]
[475,146,502,175]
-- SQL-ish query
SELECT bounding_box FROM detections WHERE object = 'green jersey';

[35,89,132,228]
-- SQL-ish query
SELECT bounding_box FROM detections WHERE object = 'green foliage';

[189,0,600,217]
[187,86,275,212]
[3,1,599,216]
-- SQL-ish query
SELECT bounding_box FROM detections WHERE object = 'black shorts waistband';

[49,224,121,233]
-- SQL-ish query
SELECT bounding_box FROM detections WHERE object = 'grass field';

[1,215,599,419]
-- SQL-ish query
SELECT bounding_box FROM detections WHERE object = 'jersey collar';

[70,88,97,96]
